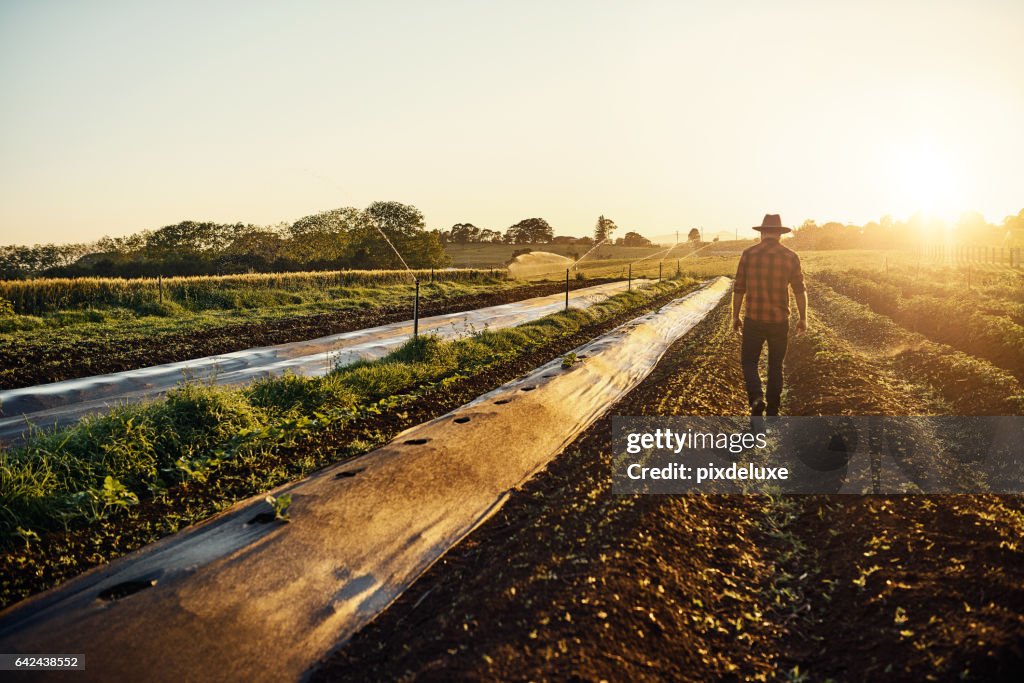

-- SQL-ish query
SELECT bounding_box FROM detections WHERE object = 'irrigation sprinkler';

[413,278,420,340]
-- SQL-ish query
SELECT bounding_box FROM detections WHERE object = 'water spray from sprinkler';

[573,238,610,270]
[366,211,413,274]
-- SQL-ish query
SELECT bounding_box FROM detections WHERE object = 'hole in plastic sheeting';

[98,578,158,601]
[335,468,365,479]
[494,399,511,405]
[249,512,277,525]
[453,416,471,424]
[520,386,536,392]
[405,438,430,445]
[542,373,555,378]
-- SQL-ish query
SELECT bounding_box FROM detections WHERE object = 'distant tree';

[95,232,148,256]
[594,215,617,243]
[286,207,362,263]
[143,221,247,260]
[449,223,482,243]
[219,227,290,272]
[478,228,504,243]
[506,218,554,244]
[687,228,701,242]
[345,201,449,268]
[1003,209,1024,247]
[621,231,653,247]
[0,243,92,278]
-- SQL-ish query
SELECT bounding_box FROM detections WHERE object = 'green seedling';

[561,352,579,369]
[265,493,293,521]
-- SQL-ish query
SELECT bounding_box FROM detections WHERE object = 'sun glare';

[888,141,965,224]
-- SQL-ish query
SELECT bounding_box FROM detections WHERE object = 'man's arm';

[794,290,807,334]
[732,292,745,333]
[733,252,747,333]
[790,255,807,335]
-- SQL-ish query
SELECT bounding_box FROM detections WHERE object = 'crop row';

[814,269,1024,376]
[809,282,1024,415]
[845,266,1024,322]
[0,268,507,315]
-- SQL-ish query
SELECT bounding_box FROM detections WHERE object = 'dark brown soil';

[784,495,1024,682]
[312,300,1024,682]
[0,279,611,390]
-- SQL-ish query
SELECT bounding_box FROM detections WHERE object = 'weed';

[265,493,293,522]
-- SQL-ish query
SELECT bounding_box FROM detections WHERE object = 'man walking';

[732,214,807,416]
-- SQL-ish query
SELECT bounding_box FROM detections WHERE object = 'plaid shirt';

[734,240,806,323]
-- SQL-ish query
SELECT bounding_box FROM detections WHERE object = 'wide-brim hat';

[753,214,791,234]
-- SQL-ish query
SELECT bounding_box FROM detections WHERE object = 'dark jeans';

[741,318,789,414]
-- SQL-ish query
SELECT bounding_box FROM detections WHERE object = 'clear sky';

[2,0,1022,244]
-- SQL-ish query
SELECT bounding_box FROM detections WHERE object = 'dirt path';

[313,298,1024,681]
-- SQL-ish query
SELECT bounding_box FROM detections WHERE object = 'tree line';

[1,210,660,279]
[0,202,447,280]
[786,210,1024,250]
[443,215,653,247]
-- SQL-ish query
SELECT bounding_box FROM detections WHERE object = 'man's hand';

[796,317,807,336]
[733,316,742,334]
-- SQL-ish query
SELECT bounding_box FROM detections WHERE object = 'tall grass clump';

[0,384,263,538]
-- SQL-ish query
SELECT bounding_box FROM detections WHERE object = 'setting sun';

[887,140,965,223]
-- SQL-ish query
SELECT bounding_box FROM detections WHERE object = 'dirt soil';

[0,279,612,390]
[312,301,1024,682]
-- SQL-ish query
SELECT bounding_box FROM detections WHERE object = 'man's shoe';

[750,398,766,417]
